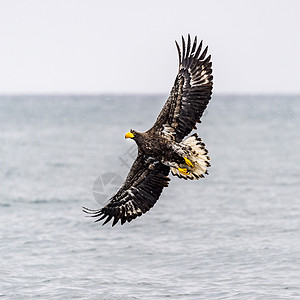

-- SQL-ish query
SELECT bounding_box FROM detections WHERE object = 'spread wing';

[150,35,213,142]
[83,153,170,226]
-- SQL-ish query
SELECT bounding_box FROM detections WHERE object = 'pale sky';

[0,0,299,95]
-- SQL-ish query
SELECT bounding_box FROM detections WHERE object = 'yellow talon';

[178,167,189,175]
[184,157,194,168]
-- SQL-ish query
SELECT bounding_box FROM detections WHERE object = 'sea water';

[0,95,299,299]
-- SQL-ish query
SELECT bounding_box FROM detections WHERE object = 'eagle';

[83,35,213,226]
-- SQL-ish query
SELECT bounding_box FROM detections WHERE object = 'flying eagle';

[83,35,213,226]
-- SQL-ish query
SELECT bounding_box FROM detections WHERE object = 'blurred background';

[1,1,299,299]
[0,0,299,95]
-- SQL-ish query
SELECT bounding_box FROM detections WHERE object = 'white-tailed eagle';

[83,35,213,226]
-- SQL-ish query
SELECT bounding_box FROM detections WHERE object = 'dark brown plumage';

[83,35,213,226]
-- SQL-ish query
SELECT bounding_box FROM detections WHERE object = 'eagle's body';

[83,35,213,226]
[132,131,184,166]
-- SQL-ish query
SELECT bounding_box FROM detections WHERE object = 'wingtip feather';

[175,40,181,65]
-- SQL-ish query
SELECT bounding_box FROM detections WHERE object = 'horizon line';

[0,92,300,98]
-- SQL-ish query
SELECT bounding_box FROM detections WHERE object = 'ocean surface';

[0,94,300,299]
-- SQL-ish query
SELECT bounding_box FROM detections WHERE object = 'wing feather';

[83,153,170,226]
[191,36,197,55]
[150,34,213,141]
[181,35,186,62]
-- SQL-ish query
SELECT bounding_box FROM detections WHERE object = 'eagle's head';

[125,129,138,139]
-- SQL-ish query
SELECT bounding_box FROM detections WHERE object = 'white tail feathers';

[171,133,210,180]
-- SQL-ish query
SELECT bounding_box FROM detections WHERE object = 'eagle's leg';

[178,167,189,175]
[184,157,194,168]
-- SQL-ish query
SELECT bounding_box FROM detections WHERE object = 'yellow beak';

[125,132,135,139]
